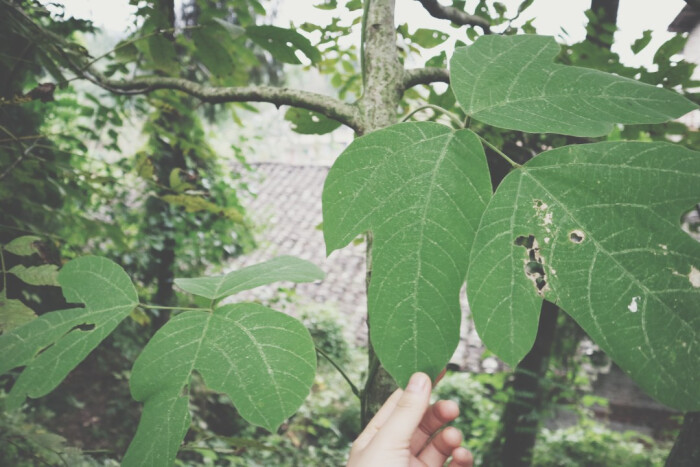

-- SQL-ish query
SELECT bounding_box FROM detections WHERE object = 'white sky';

[57,0,687,69]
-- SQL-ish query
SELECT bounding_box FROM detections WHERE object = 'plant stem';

[0,245,6,294]
[315,346,361,398]
[139,303,206,312]
[401,104,463,128]
[478,134,521,168]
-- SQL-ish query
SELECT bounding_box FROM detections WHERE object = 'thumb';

[373,372,432,445]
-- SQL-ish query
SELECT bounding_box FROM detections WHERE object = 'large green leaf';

[450,35,697,136]
[174,256,324,301]
[123,304,316,466]
[467,141,700,410]
[0,256,138,409]
[322,122,492,386]
[245,25,321,65]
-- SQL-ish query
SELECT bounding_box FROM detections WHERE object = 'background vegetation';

[1,0,698,465]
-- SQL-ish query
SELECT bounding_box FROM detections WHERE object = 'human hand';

[347,372,473,467]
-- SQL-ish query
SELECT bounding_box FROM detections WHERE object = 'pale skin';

[347,372,473,467]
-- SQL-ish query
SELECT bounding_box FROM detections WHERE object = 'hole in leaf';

[514,235,535,249]
[569,230,585,243]
[514,234,549,296]
[37,343,55,356]
[69,323,95,332]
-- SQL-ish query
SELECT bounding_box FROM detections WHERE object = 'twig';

[414,0,491,32]
[316,346,361,398]
[478,134,521,168]
[401,104,462,128]
[403,67,449,90]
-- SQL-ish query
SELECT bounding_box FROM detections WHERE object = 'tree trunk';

[483,300,559,467]
[666,412,700,466]
[358,0,404,426]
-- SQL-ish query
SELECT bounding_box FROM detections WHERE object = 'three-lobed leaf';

[123,303,316,466]
[174,255,324,301]
[322,122,492,386]
[467,141,700,410]
[0,256,138,409]
[450,35,697,136]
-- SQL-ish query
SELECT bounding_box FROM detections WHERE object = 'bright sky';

[57,0,687,69]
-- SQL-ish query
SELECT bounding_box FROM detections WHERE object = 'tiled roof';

[224,162,491,372]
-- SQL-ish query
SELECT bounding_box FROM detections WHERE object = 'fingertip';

[449,447,473,467]
[405,372,430,394]
[436,399,460,421]
[441,426,463,447]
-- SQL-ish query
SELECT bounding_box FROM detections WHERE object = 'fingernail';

[406,372,428,393]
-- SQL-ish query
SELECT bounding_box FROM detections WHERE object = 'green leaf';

[322,122,492,386]
[174,256,324,301]
[410,28,449,49]
[450,35,697,136]
[8,264,59,286]
[285,108,342,135]
[467,141,700,410]
[245,25,321,64]
[123,304,316,465]
[192,28,234,77]
[146,35,178,74]
[3,236,42,256]
[209,17,245,39]
[0,297,37,332]
[631,30,652,55]
[0,256,138,409]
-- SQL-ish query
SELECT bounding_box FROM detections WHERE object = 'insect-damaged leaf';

[123,303,316,466]
[174,256,324,301]
[0,256,138,409]
[323,122,492,386]
[450,35,697,136]
[467,141,700,410]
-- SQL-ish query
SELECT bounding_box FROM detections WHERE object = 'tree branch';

[82,70,364,132]
[414,0,491,32]
[3,0,364,133]
[403,67,450,90]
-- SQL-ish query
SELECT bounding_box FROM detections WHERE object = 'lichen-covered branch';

[403,67,450,90]
[3,0,364,133]
[82,71,364,132]
[414,0,491,32]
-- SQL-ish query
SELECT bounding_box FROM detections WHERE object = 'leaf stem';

[315,346,361,399]
[0,245,6,295]
[401,104,463,128]
[478,135,521,168]
[139,303,206,312]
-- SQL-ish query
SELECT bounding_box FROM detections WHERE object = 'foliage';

[323,123,491,385]
[532,422,669,467]
[0,396,119,467]
[324,33,699,411]
[2,0,699,464]
[1,254,324,465]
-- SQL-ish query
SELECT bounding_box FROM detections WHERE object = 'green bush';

[532,422,669,467]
